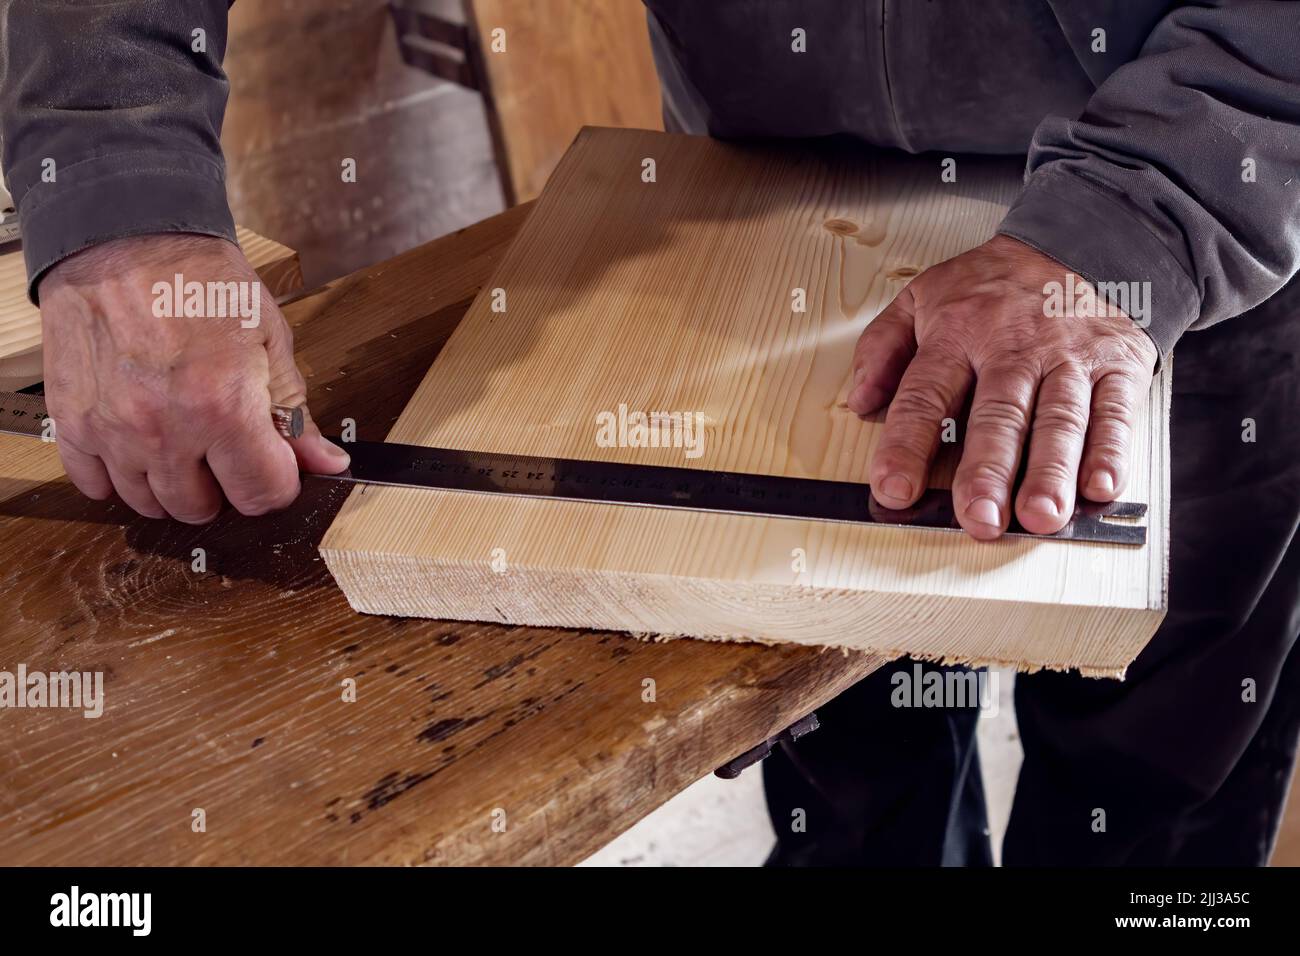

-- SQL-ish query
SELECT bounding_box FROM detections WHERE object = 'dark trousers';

[766,287,1300,866]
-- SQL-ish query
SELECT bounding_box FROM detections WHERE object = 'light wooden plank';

[0,432,61,505]
[321,127,1170,678]
[0,226,302,391]
[466,0,663,202]
[233,225,305,298]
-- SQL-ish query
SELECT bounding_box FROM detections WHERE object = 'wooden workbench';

[0,203,883,865]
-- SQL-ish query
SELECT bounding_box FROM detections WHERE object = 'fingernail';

[1086,469,1115,498]
[878,474,913,502]
[321,436,351,466]
[966,496,1001,527]
[1024,494,1059,518]
[852,384,888,414]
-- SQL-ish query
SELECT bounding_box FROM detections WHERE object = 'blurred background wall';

[220,0,662,288]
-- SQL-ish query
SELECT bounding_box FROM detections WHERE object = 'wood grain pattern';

[234,226,305,298]
[467,0,663,203]
[0,226,302,392]
[322,127,1171,678]
[0,201,883,865]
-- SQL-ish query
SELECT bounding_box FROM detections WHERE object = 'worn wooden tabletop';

[0,203,882,865]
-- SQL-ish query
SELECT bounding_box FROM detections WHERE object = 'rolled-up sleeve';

[0,0,236,303]
[997,0,1300,359]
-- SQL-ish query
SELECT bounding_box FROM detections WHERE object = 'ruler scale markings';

[320,439,1147,546]
[0,391,1146,545]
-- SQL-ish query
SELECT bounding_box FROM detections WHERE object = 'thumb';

[262,306,351,476]
[286,404,351,476]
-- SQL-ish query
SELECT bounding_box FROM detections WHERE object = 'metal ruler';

[0,390,1147,545]
[315,439,1146,544]
[0,210,22,256]
[0,389,303,441]
[0,389,53,439]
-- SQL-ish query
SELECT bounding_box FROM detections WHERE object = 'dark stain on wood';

[417,714,488,744]
[479,654,524,685]
[357,768,442,817]
[551,681,585,704]
[471,641,556,690]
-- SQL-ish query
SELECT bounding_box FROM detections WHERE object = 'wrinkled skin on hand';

[848,235,1158,540]
[40,233,350,522]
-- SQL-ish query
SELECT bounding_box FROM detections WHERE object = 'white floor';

[581,669,1022,867]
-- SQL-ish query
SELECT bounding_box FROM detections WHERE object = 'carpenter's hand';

[847,235,1157,540]
[40,234,350,522]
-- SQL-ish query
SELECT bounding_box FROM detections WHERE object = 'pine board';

[321,127,1170,677]
[466,0,663,202]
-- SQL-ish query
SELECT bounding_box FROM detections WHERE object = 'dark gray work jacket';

[2,0,1299,359]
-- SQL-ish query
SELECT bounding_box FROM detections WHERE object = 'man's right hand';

[39,233,350,522]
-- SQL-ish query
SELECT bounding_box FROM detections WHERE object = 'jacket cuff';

[15,150,237,305]
[996,167,1201,360]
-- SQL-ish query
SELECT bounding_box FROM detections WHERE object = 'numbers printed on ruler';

[0,393,57,442]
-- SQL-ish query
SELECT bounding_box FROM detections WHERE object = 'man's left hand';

[847,235,1158,540]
